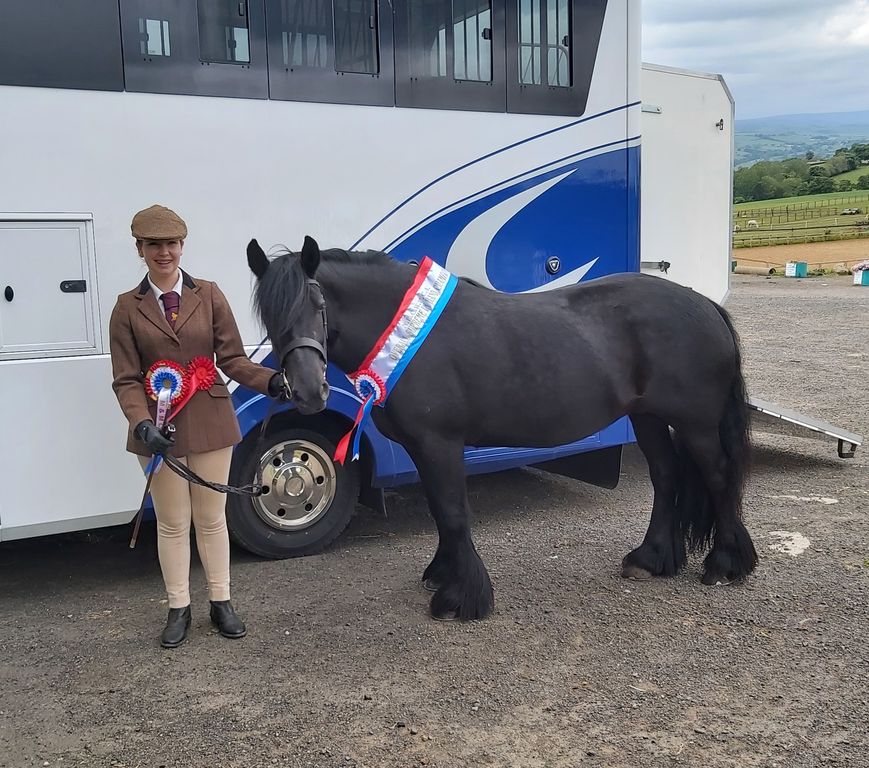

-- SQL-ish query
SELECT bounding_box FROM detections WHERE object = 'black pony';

[247,237,758,620]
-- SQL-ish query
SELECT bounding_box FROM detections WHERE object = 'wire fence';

[733,193,869,247]
[733,229,869,248]
[734,192,869,221]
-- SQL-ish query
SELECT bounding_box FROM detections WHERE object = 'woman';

[110,204,287,649]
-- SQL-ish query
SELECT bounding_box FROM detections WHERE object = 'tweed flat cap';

[131,205,188,240]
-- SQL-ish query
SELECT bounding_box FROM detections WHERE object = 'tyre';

[227,425,360,558]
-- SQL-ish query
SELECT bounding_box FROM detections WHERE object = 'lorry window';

[197,0,252,64]
[394,0,506,112]
[266,0,395,106]
[0,0,124,91]
[507,0,608,116]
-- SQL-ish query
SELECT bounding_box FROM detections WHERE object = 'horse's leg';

[404,436,494,620]
[621,414,686,579]
[677,426,758,584]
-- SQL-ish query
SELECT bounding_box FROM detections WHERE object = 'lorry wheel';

[227,426,360,559]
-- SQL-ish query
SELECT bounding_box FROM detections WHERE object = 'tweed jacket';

[110,271,274,457]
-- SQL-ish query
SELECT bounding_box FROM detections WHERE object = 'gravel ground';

[1,272,867,768]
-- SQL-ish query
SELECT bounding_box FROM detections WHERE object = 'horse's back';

[562,273,733,343]
[567,272,739,421]
[385,266,740,446]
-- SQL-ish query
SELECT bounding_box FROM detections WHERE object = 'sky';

[641,0,869,119]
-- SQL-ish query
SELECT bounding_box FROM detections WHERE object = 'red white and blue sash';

[334,257,458,464]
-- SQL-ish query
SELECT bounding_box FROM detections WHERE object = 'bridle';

[277,278,328,374]
[252,278,329,497]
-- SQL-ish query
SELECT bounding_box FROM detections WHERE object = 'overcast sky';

[641,0,869,119]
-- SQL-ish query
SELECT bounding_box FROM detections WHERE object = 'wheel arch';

[232,390,390,512]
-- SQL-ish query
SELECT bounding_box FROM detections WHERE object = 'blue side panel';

[627,141,641,274]
[234,144,641,489]
[389,147,638,286]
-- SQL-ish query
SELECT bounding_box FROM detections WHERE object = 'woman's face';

[137,239,183,279]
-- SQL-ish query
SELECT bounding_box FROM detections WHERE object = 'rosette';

[334,368,388,465]
[167,356,219,422]
[354,369,386,405]
[187,356,217,391]
[145,360,187,404]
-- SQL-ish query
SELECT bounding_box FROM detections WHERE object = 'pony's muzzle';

[292,381,329,415]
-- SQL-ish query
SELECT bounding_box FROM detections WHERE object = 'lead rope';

[129,395,280,548]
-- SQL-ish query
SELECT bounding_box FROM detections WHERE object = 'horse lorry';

[0,0,860,555]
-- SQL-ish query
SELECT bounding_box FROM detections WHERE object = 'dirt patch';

[1,275,867,768]
[733,238,869,270]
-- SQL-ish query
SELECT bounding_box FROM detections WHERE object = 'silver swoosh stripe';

[444,169,596,293]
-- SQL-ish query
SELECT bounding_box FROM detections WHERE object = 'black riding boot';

[160,605,191,649]
[209,600,246,639]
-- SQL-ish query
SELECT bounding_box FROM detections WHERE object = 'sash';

[334,257,458,464]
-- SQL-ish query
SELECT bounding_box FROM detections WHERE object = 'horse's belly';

[470,399,624,449]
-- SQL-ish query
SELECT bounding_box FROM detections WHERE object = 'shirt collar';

[147,270,184,302]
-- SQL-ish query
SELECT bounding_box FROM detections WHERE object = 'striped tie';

[161,291,180,329]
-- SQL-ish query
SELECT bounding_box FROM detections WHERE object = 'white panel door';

[0,217,99,358]
[640,65,734,304]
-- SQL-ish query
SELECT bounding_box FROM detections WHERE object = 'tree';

[806,176,835,194]
[781,158,811,180]
[857,175,869,190]
[781,176,807,198]
[805,151,815,161]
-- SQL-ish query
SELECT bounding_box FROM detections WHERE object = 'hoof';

[700,571,734,587]
[621,563,654,581]
[422,578,441,593]
[621,538,685,580]
[701,531,757,586]
[430,608,459,622]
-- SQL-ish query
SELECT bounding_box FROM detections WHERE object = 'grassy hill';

[735,110,869,167]
[822,164,869,184]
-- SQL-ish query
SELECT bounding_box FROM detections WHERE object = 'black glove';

[268,372,291,401]
[134,420,175,455]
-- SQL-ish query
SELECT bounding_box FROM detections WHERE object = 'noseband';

[279,278,328,369]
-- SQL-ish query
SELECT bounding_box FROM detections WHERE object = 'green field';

[733,190,869,211]
[828,165,869,184]
[733,191,869,248]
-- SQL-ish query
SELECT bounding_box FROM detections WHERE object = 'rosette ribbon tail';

[144,385,174,475]
[334,393,375,465]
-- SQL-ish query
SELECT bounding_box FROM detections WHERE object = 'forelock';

[252,250,308,345]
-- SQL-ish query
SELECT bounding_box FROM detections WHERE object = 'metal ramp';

[748,398,862,459]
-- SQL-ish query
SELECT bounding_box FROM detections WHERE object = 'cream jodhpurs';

[138,447,233,608]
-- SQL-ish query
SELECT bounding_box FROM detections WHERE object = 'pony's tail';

[711,302,751,522]
[675,303,756,575]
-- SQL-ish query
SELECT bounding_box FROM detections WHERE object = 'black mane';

[252,246,395,344]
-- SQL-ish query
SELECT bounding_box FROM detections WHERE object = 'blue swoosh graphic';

[389,146,637,293]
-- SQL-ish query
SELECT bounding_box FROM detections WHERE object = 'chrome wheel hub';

[254,439,336,531]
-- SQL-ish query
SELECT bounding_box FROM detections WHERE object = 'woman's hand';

[134,420,176,455]
[268,372,292,401]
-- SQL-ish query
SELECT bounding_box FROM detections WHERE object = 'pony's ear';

[247,238,269,279]
[300,235,321,278]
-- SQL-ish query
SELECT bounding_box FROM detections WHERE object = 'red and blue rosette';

[145,360,188,405]
[144,360,187,474]
[334,369,386,465]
